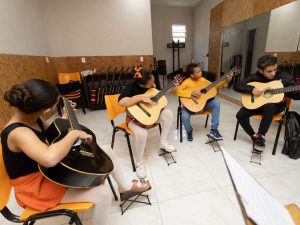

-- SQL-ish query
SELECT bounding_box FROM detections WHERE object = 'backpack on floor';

[282,111,300,159]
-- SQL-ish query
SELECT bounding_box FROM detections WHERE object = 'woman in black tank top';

[1,79,151,225]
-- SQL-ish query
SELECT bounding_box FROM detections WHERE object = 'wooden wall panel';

[208,2,223,76]
[52,55,154,74]
[222,0,254,28]
[0,54,57,129]
[265,52,300,64]
[253,0,295,16]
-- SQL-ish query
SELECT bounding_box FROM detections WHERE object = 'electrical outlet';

[140,56,144,62]
[81,57,86,63]
[45,57,50,64]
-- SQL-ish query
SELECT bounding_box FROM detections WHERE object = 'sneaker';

[253,134,265,152]
[187,129,193,141]
[209,129,223,140]
[160,142,176,153]
[136,162,147,180]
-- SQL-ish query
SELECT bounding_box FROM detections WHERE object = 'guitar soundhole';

[263,88,273,99]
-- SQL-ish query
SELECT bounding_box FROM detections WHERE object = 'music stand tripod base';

[159,149,177,166]
[206,134,222,152]
[120,193,151,215]
[250,145,263,165]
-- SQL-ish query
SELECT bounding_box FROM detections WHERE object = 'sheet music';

[222,149,295,225]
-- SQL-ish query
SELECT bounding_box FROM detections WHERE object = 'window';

[172,25,186,43]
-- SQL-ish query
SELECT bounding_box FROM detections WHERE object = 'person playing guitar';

[234,55,300,151]
[174,63,233,141]
[118,67,176,180]
[1,79,151,225]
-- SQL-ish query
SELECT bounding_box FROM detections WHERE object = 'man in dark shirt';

[234,55,300,151]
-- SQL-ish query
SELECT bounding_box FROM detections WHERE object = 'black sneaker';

[209,129,223,140]
[187,129,193,141]
[253,134,265,152]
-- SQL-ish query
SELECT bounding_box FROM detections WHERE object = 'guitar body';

[241,80,285,109]
[180,80,218,113]
[39,118,114,188]
[126,88,168,126]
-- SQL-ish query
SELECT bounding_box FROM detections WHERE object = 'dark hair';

[186,63,199,76]
[257,55,278,70]
[4,79,60,113]
[132,69,153,85]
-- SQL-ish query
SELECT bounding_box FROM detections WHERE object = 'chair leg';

[234,120,239,140]
[111,129,116,149]
[176,107,180,130]
[80,96,86,114]
[69,214,83,225]
[125,133,136,172]
[107,176,118,201]
[272,119,284,155]
[158,123,162,134]
[179,109,183,143]
[205,115,209,128]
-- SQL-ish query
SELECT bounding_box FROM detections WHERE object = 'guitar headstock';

[228,66,241,76]
[173,74,184,86]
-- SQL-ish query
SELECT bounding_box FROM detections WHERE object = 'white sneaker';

[160,142,176,153]
[136,162,147,180]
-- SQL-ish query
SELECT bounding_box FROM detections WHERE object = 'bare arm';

[9,128,92,168]
[119,95,152,107]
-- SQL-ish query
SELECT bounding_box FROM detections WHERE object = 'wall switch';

[45,57,50,63]
[81,57,86,63]
[140,56,144,62]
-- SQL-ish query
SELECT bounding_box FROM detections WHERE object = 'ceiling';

[151,0,204,7]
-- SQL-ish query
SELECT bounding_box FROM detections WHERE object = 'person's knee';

[134,128,148,141]
[181,109,190,120]
[162,108,173,120]
[236,109,245,121]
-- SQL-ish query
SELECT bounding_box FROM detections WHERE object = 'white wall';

[193,0,222,71]
[41,0,153,57]
[151,5,193,74]
[0,0,50,56]
[265,0,300,52]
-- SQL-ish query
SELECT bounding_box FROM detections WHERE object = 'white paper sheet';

[221,148,295,225]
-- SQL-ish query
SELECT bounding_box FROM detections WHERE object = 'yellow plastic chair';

[57,72,86,114]
[0,143,93,225]
[234,99,292,155]
[176,97,212,142]
[105,94,161,172]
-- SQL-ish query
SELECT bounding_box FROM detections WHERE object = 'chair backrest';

[0,143,12,211]
[58,72,81,84]
[104,94,125,121]
[285,98,292,110]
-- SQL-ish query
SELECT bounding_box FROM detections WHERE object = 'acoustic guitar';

[180,68,240,112]
[39,97,114,188]
[126,74,183,126]
[241,80,300,109]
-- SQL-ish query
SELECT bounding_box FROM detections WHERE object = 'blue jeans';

[181,98,220,133]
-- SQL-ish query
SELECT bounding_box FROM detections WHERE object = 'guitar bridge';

[137,103,151,117]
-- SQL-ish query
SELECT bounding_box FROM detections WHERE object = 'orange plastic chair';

[176,97,212,142]
[57,72,86,114]
[105,94,161,172]
[0,143,93,225]
[58,72,81,84]
[234,99,292,155]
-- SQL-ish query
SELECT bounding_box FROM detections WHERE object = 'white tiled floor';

[1,94,300,225]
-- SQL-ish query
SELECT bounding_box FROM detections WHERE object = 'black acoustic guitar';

[39,97,114,188]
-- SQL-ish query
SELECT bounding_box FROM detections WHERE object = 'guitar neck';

[203,75,227,91]
[271,85,300,94]
[63,98,82,130]
[151,81,174,102]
